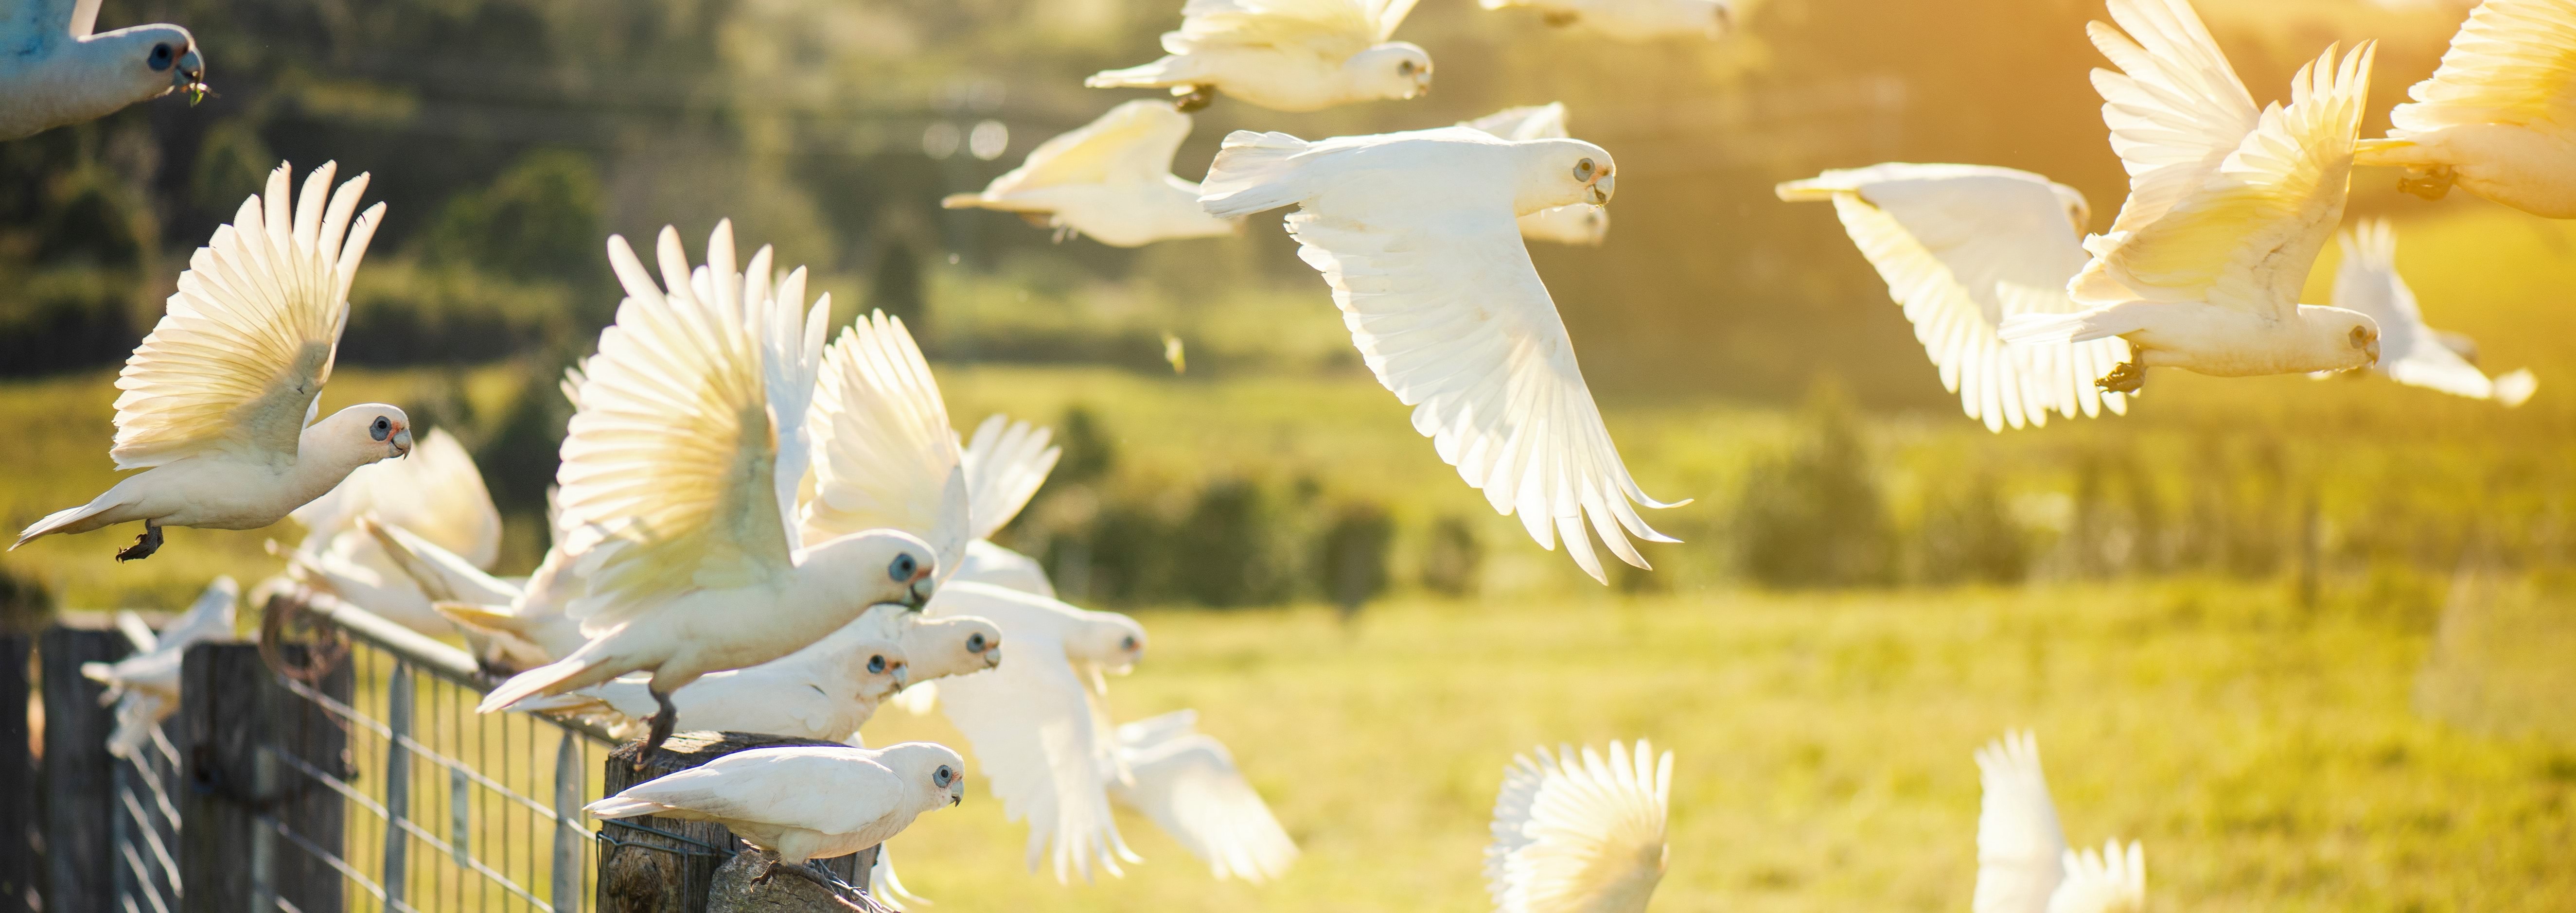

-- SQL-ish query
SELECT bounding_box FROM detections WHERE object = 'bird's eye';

[934,766,954,787]
[148,44,174,70]
[1396,60,1416,76]
[370,417,391,441]
[888,554,917,582]
[1572,158,1595,182]
[867,655,887,674]
[967,632,989,652]
[1121,635,1139,651]
[2350,326,2369,348]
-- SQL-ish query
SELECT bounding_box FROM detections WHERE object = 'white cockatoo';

[0,0,205,140]
[1484,739,1671,913]
[477,223,940,762]
[517,631,909,742]
[81,577,236,758]
[276,428,502,637]
[587,742,968,893]
[2354,0,2576,218]
[1462,104,1612,246]
[1778,163,2133,431]
[1973,732,2146,913]
[2325,218,2537,404]
[1087,0,1431,112]
[942,101,1238,247]
[1199,127,1684,584]
[1479,0,1730,41]
[12,162,412,562]
[1108,710,1300,883]
[1998,0,2382,392]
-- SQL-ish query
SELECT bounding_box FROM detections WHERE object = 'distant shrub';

[1317,502,1394,618]
[476,361,577,518]
[1171,478,1293,607]
[1419,515,1483,598]
[418,150,609,298]
[1917,473,2029,585]
[1736,382,1894,587]
[0,563,53,634]
[1053,405,1117,486]
[869,238,929,343]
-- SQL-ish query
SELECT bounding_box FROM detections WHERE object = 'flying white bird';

[1087,0,1431,112]
[1484,739,1671,913]
[1200,127,1685,584]
[366,518,586,673]
[276,428,501,637]
[1109,710,1299,883]
[587,742,968,894]
[1998,0,2382,391]
[1479,0,1730,41]
[81,577,236,758]
[1973,732,2146,913]
[943,101,1238,247]
[2354,0,2576,218]
[2325,218,2537,404]
[0,0,206,140]
[477,223,939,762]
[1778,163,2132,431]
[12,162,411,562]
[1461,104,1612,246]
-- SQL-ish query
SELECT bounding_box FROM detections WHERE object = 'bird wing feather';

[935,621,1131,882]
[1112,711,1298,882]
[1974,731,2070,913]
[2331,220,2497,399]
[2387,0,2576,135]
[597,747,904,835]
[799,312,971,580]
[292,428,503,568]
[1461,103,1571,141]
[960,414,1061,543]
[981,102,1195,199]
[1170,0,1403,56]
[2045,841,2148,913]
[1484,739,1670,913]
[2078,0,2263,246]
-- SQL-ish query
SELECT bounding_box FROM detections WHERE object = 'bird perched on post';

[81,577,236,759]
[1461,104,1612,246]
[1484,739,1671,913]
[1087,0,1430,112]
[2323,218,2537,404]
[12,162,411,562]
[0,0,207,140]
[1999,0,2382,392]
[587,742,969,896]
[1199,126,1686,584]
[1972,732,2146,913]
[2354,0,2576,218]
[943,100,1238,247]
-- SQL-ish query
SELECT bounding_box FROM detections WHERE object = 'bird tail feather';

[1771,176,1847,202]
[477,654,604,713]
[1199,131,1318,219]
[12,500,117,550]
[583,795,671,820]
[940,193,987,210]
[2494,369,2539,408]
[1084,58,1185,88]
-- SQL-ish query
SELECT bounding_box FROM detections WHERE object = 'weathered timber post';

[0,634,34,913]
[595,732,880,913]
[178,639,350,913]
[39,626,127,913]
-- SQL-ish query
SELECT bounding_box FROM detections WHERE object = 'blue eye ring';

[967,632,989,652]
[1121,635,1138,651]
[934,766,954,787]
[867,655,887,674]
[148,43,174,70]
[888,553,917,582]
[370,416,391,441]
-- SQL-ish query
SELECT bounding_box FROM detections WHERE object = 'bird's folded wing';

[1973,731,2069,913]
[110,163,383,470]
[555,223,792,627]
[960,415,1061,543]
[800,312,971,578]
[1484,740,1670,913]
[1286,205,1680,583]
[936,633,1132,882]
[294,429,503,568]
[606,747,901,834]
[2045,841,2147,913]
[1461,103,1570,141]
[1112,720,1298,882]
[978,102,1195,200]
[2078,0,2261,250]
[2388,0,2576,135]
[753,258,831,555]
[1171,0,1394,55]
[2072,41,2375,319]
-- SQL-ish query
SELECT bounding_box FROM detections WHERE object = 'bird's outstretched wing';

[1974,731,2069,913]
[751,256,831,554]
[1462,103,1570,141]
[293,428,502,567]
[110,162,383,470]
[1484,739,1670,913]
[2331,219,2496,399]
[2079,0,2261,246]
[1169,0,1411,56]
[800,311,971,579]
[1111,710,1298,882]
[2384,0,2576,137]
[960,415,1060,543]
[555,222,793,628]
[949,102,1194,211]
[933,587,1133,882]
[2046,840,2147,913]
[1780,164,2129,430]
[2075,11,2375,320]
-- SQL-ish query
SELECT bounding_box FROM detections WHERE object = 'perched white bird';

[1462,104,1612,246]
[1778,163,2132,431]
[587,742,968,893]
[2326,218,2537,404]
[12,162,411,562]
[1973,732,2146,913]
[477,223,939,762]
[518,629,909,742]
[943,101,1238,247]
[276,428,502,637]
[1200,127,1685,583]
[0,0,205,140]
[1109,710,1299,883]
[81,577,236,758]
[1484,739,1671,913]
[2354,0,2576,218]
[1479,0,1730,41]
[928,580,1148,882]
[1998,0,2382,391]
[1087,0,1431,112]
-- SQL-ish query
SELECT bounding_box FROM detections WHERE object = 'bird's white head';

[801,529,940,611]
[876,742,970,809]
[1068,612,1147,673]
[1510,139,1617,216]
[307,404,412,471]
[1345,42,1432,102]
[838,640,910,698]
[2047,181,2091,237]
[2305,306,2382,372]
[899,615,1004,681]
[85,25,206,106]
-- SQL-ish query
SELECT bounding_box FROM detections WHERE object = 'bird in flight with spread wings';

[1088,0,1430,112]
[944,100,1238,247]
[2355,0,2576,218]
[1485,739,1671,913]
[2324,218,2537,404]
[0,0,207,140]
[1973,731,2146,913]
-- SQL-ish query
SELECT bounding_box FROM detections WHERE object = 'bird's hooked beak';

[982,646,1003,668]
[174,48,206,104]
[2367,337,2382,366]
[904,571,935,609]
[1587,171,1616,206]
[949,784,965,807]
[391,425,414,458]
[891,665,910,688]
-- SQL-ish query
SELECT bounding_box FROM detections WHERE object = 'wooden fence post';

[177,641,350,913]
[594,732,880,913]
[0,634,34,913]
[39,626,128,913]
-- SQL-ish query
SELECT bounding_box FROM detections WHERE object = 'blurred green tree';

[1737,380,1894,587]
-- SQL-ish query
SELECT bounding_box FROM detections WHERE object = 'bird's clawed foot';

[631,688,677,771]
[1172,86,1214,113]
[2096,362,2146,394]
[115,525,164,562]
[2397,167,2455,202]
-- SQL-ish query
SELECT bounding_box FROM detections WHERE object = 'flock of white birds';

[4,0,2571,909]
